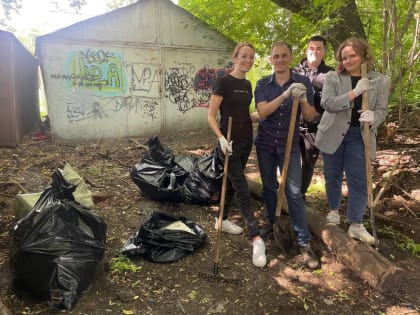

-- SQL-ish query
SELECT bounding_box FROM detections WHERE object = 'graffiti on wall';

[164,62,232,113]
[66,94,108,123]
[49,48,126,94]
[126,63,160,97]
[49,47,231,124]
[192,65,232,108]
[107,95,159,120]
[66,94,159,123]
[164,63,195,113]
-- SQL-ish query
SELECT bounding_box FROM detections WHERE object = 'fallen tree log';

[305,206,404,293]
[247,178,404,293]
[247,177,263,201]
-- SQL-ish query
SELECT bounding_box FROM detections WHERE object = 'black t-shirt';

[213,74,253,141]
[350,76,362,127]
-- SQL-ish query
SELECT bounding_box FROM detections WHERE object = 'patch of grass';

[307,175,325,196]
[85,161,121,176]
[110,256,141,274]
[377,225,420,257]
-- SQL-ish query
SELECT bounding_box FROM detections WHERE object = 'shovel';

[273,98,300,253]
[361,63,379,250]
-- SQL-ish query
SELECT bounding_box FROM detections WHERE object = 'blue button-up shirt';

[254,70,314,153]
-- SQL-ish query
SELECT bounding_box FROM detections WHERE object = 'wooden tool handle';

[361,63,373,208]
[275,98,300,220]
[214,116,232,268]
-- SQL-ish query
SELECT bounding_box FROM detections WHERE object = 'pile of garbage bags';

[131,136,224,204]
[10,168,107,310]
[8,137,216,310]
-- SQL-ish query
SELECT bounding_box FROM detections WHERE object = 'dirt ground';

[0,110,419,315]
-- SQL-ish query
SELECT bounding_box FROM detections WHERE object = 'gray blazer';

[314,70,389,159]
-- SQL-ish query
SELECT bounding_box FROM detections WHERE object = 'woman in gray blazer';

[314,37,389,245]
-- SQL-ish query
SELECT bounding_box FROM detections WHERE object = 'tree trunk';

[270,0,365,50]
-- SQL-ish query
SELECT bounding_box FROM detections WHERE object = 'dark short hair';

[308,35,327,48]
[270,42,293,55]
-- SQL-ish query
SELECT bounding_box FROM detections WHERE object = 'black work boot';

[299,245,319,269]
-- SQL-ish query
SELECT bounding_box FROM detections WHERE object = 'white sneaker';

[214,218,243,234]
[326,210,340,224]
[252,238,267,268]
[348,224,375,245]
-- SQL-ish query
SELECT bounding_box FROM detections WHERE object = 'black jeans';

[219,138,260,239]
[299,131,319,196]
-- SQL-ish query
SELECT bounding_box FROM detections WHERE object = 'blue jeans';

[322,127,367,224]
[220,138,260,239]
[256,145,312,246]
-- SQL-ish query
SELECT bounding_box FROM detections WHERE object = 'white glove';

[358,109,375,125]
[282,83,306,99]
[298,90,307,102]
[353,78,371,96]
[218,136,232,155]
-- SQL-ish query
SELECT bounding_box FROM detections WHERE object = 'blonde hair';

[335,37,375,73]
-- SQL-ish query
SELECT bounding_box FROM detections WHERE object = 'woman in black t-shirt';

[208,42,266,268]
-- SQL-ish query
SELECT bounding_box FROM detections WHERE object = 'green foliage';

[179,0,419,112]
[178,0,312,57]
[110,256,141,274]
[378,225,420,258]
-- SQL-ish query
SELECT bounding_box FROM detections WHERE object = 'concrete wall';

[36,0,234,143]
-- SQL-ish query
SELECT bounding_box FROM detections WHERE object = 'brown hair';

[231,42,255,59]
[335,37,375,73]
[270,41,293,55]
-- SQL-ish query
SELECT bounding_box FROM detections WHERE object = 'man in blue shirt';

[254,42,319,269]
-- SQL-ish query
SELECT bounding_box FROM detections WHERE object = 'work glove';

[218,136,233,155]
[282,83,306,99]
[353,78,371,97]
[298,90,308,102]
[358,109,375,125]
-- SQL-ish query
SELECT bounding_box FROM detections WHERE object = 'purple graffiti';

[191,66,233,108]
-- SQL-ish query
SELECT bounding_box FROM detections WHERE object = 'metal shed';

[35,0,235,143]
[0,30,40,147]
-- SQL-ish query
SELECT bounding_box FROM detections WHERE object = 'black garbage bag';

[144,135,174,166]
[121,212,206,263]
[130,157,188,202]
[131,136,226,204]
[179,147,224,204]
[10,169,107,310]
[130,136,195,202]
